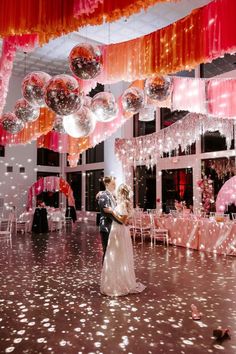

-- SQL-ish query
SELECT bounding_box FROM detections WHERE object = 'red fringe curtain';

[0,0,177,45]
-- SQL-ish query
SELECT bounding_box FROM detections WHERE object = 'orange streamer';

[102,0,236,80]
[0,107,55,145]
[17,107,55,144]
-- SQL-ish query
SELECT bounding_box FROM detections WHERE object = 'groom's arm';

[104,208,124,224]
[98,194,123,224]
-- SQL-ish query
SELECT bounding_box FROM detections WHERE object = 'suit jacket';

[98,190,117,233]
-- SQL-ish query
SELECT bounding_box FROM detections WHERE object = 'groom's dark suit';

[98,190,118,262]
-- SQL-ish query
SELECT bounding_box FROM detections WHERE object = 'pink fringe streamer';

[0,34,38,115]
[73,0,103,17]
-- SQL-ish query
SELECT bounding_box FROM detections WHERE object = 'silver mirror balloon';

[53,116,66,134]
[1,112,24,134]
[91,92,118,122]
[138,105,156,122]
[83,95,92,109]
[145,75,172,101]
[14,98,40,123]
[69,43,103,80]
[44,74,82,116]
[63,107,96,138]
[22,71,51,107]
[121,87,145,114]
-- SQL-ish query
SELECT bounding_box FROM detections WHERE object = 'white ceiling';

[11,0,212,77]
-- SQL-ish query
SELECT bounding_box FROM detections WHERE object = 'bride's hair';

[117,184,131,202]
[117,184,132,214]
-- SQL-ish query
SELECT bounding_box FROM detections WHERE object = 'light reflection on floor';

[0,222,236,353]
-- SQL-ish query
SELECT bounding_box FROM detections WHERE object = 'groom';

[98,176,120,263]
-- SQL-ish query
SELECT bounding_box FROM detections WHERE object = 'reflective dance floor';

[0,222,236,354]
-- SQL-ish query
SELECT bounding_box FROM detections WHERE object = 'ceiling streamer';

[115,113,235,169]
[0,0,178,44]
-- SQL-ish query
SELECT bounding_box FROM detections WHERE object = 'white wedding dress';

[100,201,146,297]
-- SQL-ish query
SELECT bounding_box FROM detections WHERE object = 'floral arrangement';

[197,175,214,212]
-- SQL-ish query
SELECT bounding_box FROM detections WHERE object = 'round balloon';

[69,43,102,80]
[83,95,92,109]
[91,92,118,122]
[145,75,172,101]
[53,116,66,134]
[63,107,96,138]
[1,112,24,134]
[14,98,40,123]
[138,106,156,122]
[44,74,82,116]
[22,71,51,107]
[121,87,144,114]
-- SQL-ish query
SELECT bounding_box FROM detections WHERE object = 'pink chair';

[150,215,169,246]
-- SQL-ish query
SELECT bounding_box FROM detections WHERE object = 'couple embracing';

[98,176,146,297]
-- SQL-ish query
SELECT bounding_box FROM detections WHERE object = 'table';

[198,219,236,256]
[137,214,236,256]
[32,208,49,233]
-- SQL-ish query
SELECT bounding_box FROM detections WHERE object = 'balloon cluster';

[0,71,51,134]
[1,43,120,138]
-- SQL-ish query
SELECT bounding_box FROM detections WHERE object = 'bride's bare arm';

[103,207,125,224]
[111,210,127,223]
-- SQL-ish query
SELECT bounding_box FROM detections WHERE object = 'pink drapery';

[172,77,207,114]
[0,34,38,115]
[216,176,236,212]
[207,79,236,118]
[27,176,75,210]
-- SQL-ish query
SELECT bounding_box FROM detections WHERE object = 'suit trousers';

[100,229,110,263]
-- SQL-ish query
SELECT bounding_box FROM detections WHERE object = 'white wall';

[0,143,37,215]
[104,82,130,187]
[0,74,61,216]
[0,75,36,215]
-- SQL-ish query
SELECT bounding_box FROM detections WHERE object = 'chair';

[232,213,236,221]
[0,219,12,246]
[16,220,29,234]
[214,213,229,222]
[150,214,169,246]
[130,211,151,243]
[170,210,178,218]
[50,220,61,232]
[49,212,64,232]
[64,217,73,231]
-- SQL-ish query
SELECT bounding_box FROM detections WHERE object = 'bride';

[100,183,146,297]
